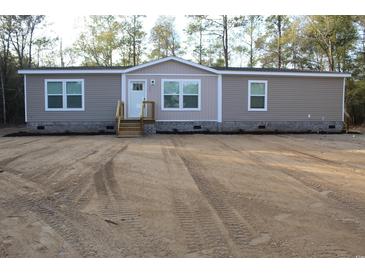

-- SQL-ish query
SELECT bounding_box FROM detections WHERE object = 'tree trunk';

[199,29,203,64]
[28,24,36,68]
[328,40,334,71]
[0,67,6,124]
[277,16,282,69]
[249,19,254,67]
[223,15,229,68]
[60,38,65,67]
[132,16,137,66]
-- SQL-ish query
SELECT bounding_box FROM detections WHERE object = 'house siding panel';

[222,75,344,122]
[126,75,218,121]
[27,74,121,122]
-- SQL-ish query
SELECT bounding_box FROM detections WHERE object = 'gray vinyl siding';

[222,75,344,122]
[126,75,218,121]
[26,74,121,122]
[129,60,215,75]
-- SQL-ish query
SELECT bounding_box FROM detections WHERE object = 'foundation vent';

[328,124,336,129]
[106,125,114,130]
[258,125,266,129]
[193,125,202,130]
[37,125,45,130]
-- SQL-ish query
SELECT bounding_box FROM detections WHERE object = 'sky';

[46,15,188,47]
[45,15,193,65]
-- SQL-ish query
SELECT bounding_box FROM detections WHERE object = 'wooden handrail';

[115,100,124,135]
[115,100,120,119]
[140,100,155,121]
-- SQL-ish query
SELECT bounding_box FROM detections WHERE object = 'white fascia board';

[217,75,222,123]
[24,75,27,122]
[18,69,351,78]
[123,56,219,74]
[219,70,351,78]
[18,69,126,74]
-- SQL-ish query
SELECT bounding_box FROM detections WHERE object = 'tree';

[75,16,122,66]
[3,16,45,68]
[149,16,181,59]
[305,16,357,72]
[205,15,236,68]
[0,17,12,124]
[349,17,364,77]
[0,15,45,124]
[257,15,291,68]
[233,15,262,67]
[346,79,365,125]
[33,36,59,67]
[185,15,210,64]
[62,47,79,67]
[120,15,146,66]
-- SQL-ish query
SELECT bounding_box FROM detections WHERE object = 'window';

[183,81,199,108]
[132,82,143,91]
[45,79,84,111]
[162,79,200,110]
[248,80,267,111]
[163,81,180,109]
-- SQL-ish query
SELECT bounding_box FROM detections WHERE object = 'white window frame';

[161,79,201,111]
[45,79,85,111]
[248,80,268,111]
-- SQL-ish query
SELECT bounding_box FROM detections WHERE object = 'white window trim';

[248,80,268,111]
[161,79,201,111]
[24,75,27,122]
[217,75,222,122]
[44,79,85,111]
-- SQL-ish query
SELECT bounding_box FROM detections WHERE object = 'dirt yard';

[0,131,364,257]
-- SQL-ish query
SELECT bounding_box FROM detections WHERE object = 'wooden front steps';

[117,119,142,138]
[115,100,155,138]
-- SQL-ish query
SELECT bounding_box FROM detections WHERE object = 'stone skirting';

[27,121,116,133]
[155,121,219,133]
[26,120,344,134]
[220,121,344,133]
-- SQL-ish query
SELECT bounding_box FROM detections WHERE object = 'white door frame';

[127,79,147,118]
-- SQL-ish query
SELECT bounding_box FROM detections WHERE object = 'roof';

[212,66,348,75]
[25,65,133,70]
[18,56,351,78]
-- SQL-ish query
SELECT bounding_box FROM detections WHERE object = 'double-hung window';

[45,79,84,111]
[162,79,200,110]
[248,80,267,111]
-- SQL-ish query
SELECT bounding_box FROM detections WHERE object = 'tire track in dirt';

[262,135,365,175]
[170,137,259,255]
[61,144,128,208]
[0,138,41,147]
[0,142,136,257]
[90,144,173,257]
[0,146,56,167]
[26,138,106,183]
[210,136,362,256]
[246,136,365,222]
[161,144,233,257]
[0,136,70,150]
[213,135,365,219]
[0,195,105,257]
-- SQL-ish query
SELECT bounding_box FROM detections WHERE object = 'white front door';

[128,80,146,118]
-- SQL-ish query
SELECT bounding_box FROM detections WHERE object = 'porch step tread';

[117,135,142,138]
[119,124,141,127]
[119,125,141,128]
[117,119,143,138]
[118,132,142,135]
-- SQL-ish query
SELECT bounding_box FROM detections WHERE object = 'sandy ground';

[0,131,364,257]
